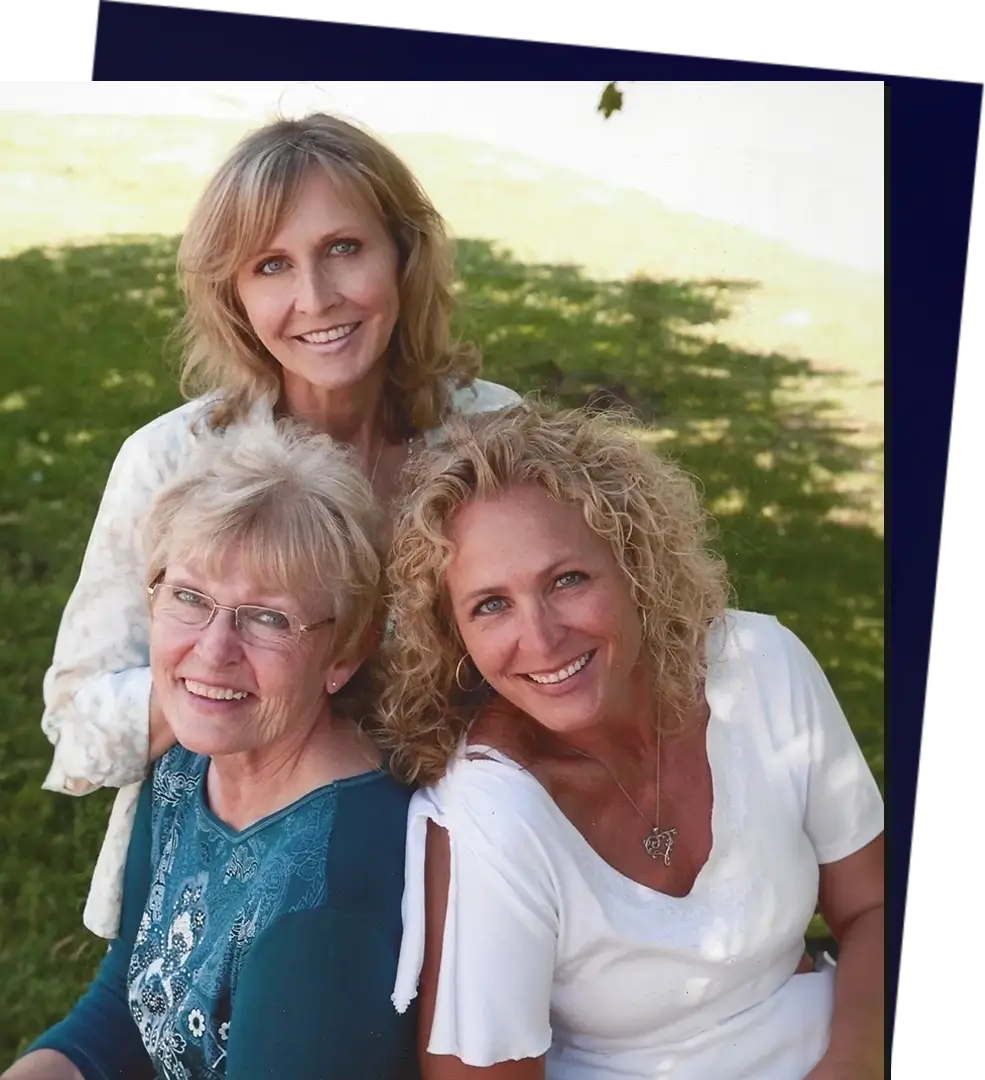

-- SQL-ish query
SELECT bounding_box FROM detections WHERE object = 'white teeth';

[527,652,592,685]
[183,679,249,701]
[300,323,358,344]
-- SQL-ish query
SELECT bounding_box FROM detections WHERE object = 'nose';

[192,608,243,667]
[294,261,342,315]
[517,599,564,658]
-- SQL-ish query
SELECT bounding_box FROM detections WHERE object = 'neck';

[206,706,364,831]
[280,368,388,463]
[544,669,661,777]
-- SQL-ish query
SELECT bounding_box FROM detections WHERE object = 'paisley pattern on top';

[127,745,338,1080]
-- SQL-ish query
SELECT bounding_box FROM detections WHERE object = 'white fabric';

[39,378,520,938]
[392,610,884,1080]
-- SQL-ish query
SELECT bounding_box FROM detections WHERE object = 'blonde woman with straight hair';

[39,112,519,941]
[7,421,416,1080]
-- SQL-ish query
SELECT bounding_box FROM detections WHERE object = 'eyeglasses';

[148,574,333,650]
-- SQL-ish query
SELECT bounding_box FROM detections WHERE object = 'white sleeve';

[776,622,885,864]
[40,411,195,795]
[393,770,557,1067]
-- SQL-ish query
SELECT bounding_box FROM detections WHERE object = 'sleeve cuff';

[41,668,152,794]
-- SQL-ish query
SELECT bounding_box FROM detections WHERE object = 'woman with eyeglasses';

[4,421,417,1080]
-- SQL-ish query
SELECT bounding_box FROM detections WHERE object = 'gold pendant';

[643,826,677,866]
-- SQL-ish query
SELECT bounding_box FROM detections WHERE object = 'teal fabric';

[29,745,417,1079]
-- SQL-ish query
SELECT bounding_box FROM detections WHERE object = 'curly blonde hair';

[175,112,480,437]
[377,401,730,784]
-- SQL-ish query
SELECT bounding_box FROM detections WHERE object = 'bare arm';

[419,820,545,1080]
[2,1048,84,1080]
[811,833,885,1079]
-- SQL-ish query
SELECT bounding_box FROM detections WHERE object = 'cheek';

[356,257,400,316]
[461,623,510,676]
[236,280,283,338]
[255,646,321,701]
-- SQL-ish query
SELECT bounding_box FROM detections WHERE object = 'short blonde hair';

[377,402,730,784]
[145,420,386,707]
[176,112,480,437]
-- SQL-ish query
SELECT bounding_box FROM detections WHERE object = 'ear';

[325,619,382,695]
[325,653,364,696]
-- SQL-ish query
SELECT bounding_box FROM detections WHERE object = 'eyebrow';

[164,574,297,611]
[252,228,365,256]
[457,558,577,606]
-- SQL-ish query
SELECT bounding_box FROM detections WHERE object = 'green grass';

[0,114,882,1062]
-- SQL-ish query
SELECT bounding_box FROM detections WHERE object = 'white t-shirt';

[39,378,520,938]
[392,610,884,1080]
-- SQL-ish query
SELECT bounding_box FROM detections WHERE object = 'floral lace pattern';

[38,380,520,938]
[127,745,338,1080]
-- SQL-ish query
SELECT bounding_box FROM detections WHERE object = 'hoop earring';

[455,655,472,692]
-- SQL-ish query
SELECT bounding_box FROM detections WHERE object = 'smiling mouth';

[524,650,596,685]
[296,323,360,344]
[182,678,252,702]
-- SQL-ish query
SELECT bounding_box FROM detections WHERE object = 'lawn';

[0,114,883,1062]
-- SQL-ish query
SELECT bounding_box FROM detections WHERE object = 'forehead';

[263,167,385,243]
[164,554,299,609]
[445,485,612,586]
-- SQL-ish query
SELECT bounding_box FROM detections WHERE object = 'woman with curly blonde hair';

[39,112,518,941]
[382,403,885,1080]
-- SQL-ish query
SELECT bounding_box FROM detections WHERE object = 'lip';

[520,649,597,694]
[293,322,362,348]
[179,677,253,707]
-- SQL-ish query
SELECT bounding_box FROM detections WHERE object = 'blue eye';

[328,240,360,257]
[173,588,209,607]
[257,257,288,276]
[555,571,586,589]
[243,607,292,631]
[474,596,506,617]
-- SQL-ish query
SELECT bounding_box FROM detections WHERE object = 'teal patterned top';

[28,744,418,1079]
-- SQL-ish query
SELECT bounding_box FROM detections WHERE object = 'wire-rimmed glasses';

[147,574,333,650]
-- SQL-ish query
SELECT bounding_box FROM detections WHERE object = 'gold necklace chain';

[571,731,677,866]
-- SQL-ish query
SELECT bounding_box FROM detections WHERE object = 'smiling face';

[150,553,361,761]
[445,484,649,735]
[234,167,401,410]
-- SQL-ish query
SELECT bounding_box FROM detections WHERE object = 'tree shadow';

[453,239,883,787]
[0,235,882,1057]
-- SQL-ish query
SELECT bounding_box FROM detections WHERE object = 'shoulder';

[149,744,206,809]
[712,608,806,678]
[441,378,521,419]
[103,398,217,495]
[117,397,215,459]
[333,770,414,829]
[412,750,561,872]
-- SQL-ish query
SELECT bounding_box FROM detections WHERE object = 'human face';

[445,485,648,735]
[234,168,401,407]
[150,555,359,761]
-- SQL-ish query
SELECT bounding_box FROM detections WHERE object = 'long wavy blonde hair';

[377,402,730,784]
[176,112,480,437]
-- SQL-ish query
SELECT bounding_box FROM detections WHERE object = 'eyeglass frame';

[146,572,334,641]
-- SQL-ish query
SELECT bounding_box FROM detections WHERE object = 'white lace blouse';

[39,378,521,938]
[392,611,884,1080]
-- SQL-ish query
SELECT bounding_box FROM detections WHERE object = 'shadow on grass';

[0,236,882,1058]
